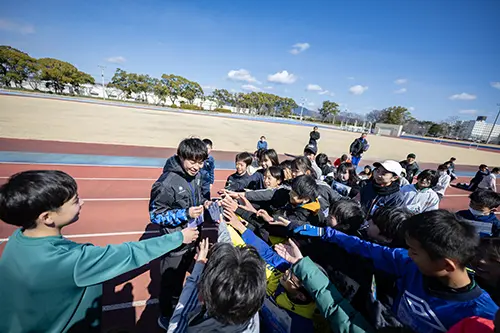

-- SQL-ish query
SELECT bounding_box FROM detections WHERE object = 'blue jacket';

[257,140,268,150]
[320,228,498,333]
[201,155,215,185]
[456,210,500,237]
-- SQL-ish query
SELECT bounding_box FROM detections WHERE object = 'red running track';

[0,162,496,332]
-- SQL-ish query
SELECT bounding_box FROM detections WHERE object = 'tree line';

[1,45,420,126]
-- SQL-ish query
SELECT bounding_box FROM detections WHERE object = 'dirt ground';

[0,95,499,166]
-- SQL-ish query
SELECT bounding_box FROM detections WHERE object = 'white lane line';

[103,298,158,312]
[0,230,160,242]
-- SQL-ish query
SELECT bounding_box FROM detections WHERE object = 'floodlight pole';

[486,103,500,143]
[98,65,106,100]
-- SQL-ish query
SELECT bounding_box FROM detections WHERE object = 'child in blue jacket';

[315,209,498,333]
[257,135,268,150]
[456,190,500,237]
[201,138,215,200]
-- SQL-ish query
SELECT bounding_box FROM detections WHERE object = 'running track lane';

[0,162,497,332]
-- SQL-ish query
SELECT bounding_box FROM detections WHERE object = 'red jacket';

[447,316,494,333]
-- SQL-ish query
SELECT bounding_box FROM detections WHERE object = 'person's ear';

[443,258,457,273]
[38,211,55,227]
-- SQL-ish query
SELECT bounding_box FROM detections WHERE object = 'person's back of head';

[404,210,479,273]
[492,167,500,175]
[315,153,329,168]
[328,199,365,235]
[199,243,266,325]
[291,175,318,203]
[469,190,500,210]
[202,138,213,149]
[0,170,78,230]
[341,154,348,162]
[177,138,208,162]
[368,206,414,247]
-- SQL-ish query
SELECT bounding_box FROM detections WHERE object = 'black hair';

[202,138,213,148]
[416,169,439,187]
[235,152,253,166]
[315,153,329,168]
[291,175,318,201]
[291,156,316,178]
[177,138,208,162]
[372,206,414,247]
[199,243,266,325]
[313,126,318,130]
[261,149,279,166]
[477,237,500,261]
[260,135,266,139]
[407,153,416,159]
[329,199,365,236]
[443,161,452,167]
[265,166,284,183]
[492,167,500,174]
[437,164,448,171]
[340,154,348,162]
[405,210,479,267]
[469,190,500,209]
[450,157,456,162]
[0,170,78,229]
[336,162,360,187]
[479,164,488,170]
[280,159,292,171]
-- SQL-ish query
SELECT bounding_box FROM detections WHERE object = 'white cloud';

[106,56,126,64]
[306,84,323,92]
[0,18,35,34]
[242,84,261,92]
[290,43,310,55]
[459,109,478,115]
[491,82,500,90]
[449,92,477,101]
[349,85,368,95]
[394,88,407,94]
[394,78,407,85]
[267,70,297,84]
[408,107,415,112]
[227,69,260,84]
[318,90,329,95]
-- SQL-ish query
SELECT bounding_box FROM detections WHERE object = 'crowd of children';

[0,135,499,333]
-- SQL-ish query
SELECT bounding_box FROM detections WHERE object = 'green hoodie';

[292,256,374,333]
[0,228,183,333]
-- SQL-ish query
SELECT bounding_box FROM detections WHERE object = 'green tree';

[152,78,169,105]
[427,123,444,137]
[108,68,135,98]
[275,97,298,117]
[211,89,232,108]
[380,106,412,125]
[160,74,191,105]
[318,100,340,122]
[180,80,204,104]
[0,46,38,88]
[38,58,93,94]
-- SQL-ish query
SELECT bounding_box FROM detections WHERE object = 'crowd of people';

[0,129,500,333]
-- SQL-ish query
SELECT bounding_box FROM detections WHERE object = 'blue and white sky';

[2,0,500,121]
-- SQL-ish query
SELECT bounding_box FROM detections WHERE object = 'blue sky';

[1,0,500,121]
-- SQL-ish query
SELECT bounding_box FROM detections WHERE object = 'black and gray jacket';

[149,155,205,254]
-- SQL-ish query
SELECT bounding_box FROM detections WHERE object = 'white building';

[456,117,500,143]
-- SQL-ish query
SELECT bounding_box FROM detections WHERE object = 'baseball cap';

[373,160,404,176]
[304,144,317,155]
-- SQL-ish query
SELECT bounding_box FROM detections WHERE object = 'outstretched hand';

[256,209,274,223]
[181,228,200,244]
[223,208,247,233]
[239,196,257,214]
[274,239,303,264]
[196,238,210,263]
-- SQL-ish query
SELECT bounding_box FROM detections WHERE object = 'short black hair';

[372,206,414,246]
[417,169,439,187]
[279,159,292,171]
[177,138,208,162]
[313,126,318,130]
[261,149,280,166]
[437,164,448,171]
[235,152,253,166]
[329,199,365,236]
[260,135,266,139]
[492,167,500,174]
[405,210,479,267]
[291,156,317,179]
[477,237,500,261]
[291,175,318,201]
[407,153,416,159]
[469,190,500,209]
[202,138,213,148]
[265,166,284,183]
[0,170,77,229]
[315,153,329,168]
[341,154,348,161]
[479,164,488,169]
[450,157,456,161]
[199,243,266,325]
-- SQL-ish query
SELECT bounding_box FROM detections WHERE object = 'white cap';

[373,160,404,176]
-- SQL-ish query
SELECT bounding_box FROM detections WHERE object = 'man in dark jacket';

[149,138,209,329]
[399,153,419,183]
[360,160,405,217]
[309,126,320,148]
[349,133,369,167]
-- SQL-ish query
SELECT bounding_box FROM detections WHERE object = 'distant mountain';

[291,106,320,119]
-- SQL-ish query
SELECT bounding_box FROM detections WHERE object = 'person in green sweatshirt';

[275,239,374,333]
[0,170,199,333]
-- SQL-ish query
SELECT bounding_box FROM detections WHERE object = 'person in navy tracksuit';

[456,190,500,237]
[201,139,215,200]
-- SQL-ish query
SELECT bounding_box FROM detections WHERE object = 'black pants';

[158,250,196,318]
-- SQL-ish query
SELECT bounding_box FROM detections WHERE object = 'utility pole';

[299,97,307,121]
[97,65,106,100]
[486,103,500,144]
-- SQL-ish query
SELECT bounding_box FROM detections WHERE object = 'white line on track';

[103,298,158,311]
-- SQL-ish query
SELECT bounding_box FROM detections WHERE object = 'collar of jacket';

[299,199,321,214]
[275,293,316,319]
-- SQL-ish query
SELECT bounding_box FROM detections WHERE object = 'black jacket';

[399,160,419,182]
[309,130,320,145]
[317,179,342,216]
[149,155,205,255]
[349,138,368,157]
[359,180,404,216]
[225,172,259,191]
